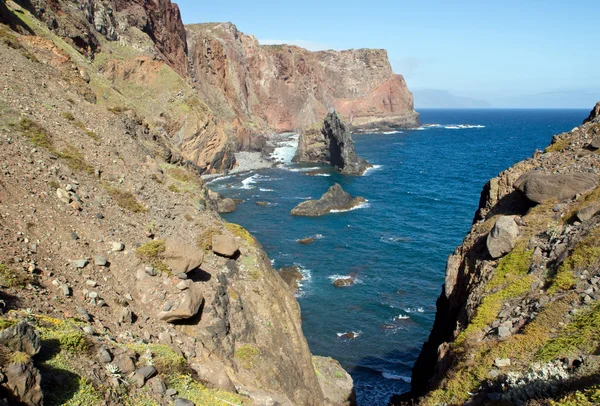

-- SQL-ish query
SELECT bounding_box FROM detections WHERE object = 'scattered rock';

[72,259,89,269]
[164,239,203,275]
[494,358,511,368]
[70,232,79,241]
[486,216,519,259]
[0,321,41,356]
[113,353,136,374]
[83,326,94,335]
[166,388,178,397]
[497,326,511,339]
[211,234,239,258]
[576,203,600,222]
[56,188,70,203]
[95,256,108,267]
[4,358,43,405]
[157,285,204,322]
[60,284,71,297]
[333,277,355,288]
[176,280,191,290]
[174,399,194,406]
[191,360,236,392]
[588,136,600,150]
[291,184,366,216]
[111,242,125,251]
[151,376,167,394]
[133,366,157,387]
[256,201,269,206]
[118,307,133,324]
[76,307,91,322]
[97,347,112,363]
[514,171,599,203]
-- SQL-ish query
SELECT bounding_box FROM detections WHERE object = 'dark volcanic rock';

[0,321,41,356]
[280,266,304,291]
[4,358,43,406]
[583,101,600,124]
[514,171,599,203]
[291,184,366,216]
[294,112,372,176]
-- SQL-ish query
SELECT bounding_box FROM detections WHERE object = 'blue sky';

[175,0,598,106]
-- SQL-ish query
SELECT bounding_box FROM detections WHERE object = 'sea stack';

[291,184,366,216]
[294,112,373,176]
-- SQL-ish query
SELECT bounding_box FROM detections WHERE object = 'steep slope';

[0,4,354,405]
[392,104,600,405]
[186,22,419,134]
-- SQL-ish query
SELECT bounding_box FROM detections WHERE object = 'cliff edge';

[392,103,600,405]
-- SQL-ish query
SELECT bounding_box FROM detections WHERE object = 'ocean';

[207,109,587,405]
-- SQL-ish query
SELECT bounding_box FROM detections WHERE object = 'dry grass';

[104,186,147,213]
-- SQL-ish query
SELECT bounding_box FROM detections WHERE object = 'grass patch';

[235,344,259,370]
[225,223,255,244]
[0,262,33,288]
[167,167,195,183]
[166,374,243,406]
[58,145,94,174]
[545,137,572,153]
[124,343,187,374]
[486,244,532,291]
[537,303,600,361]
[197,228,220,251]
[548,227,600,294]
[168,184,181,193]
[136,240,165,259]
[61,111,75,121]
[17,118,53,149]
[551,385,600,406]
[104,186,147,213]
[85,130,99,142]
[10,351,30,365]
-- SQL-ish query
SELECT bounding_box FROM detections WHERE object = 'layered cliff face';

[0,3,355,405]
[186,22,419,134]
[393,104,600,405]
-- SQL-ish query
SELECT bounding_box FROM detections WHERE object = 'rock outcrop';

[294,112,373,175]
[394,104,600,405]
[291,184,366,216]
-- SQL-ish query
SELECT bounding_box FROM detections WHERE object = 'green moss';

[58,145,94,174]
[136,240,166,259]
[104,186,147,213]
[486,244,532,291]
[167,167,195,183]
[537,303,600,361]
[235,344,259,370]
[166,374,244,406]
[0,262,33,288]
[168,184,181,193]
[61,111,75,121]
[152,260,171,276]
[10,351,30,365]
[551,385,600,406]
[124,343,187,374]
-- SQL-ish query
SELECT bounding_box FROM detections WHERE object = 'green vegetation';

[85,130,99,142]
[168,184,181,193]
[0,262,33,288]
[104,186,147,213]
[10,351,30,365]
[486,244,532,291]
[545,137,572,153]
[235,344,259,370]
[225,223,255,244]
[136,240,166,259]
[197,228,220,251]
[124,343,187,374]
[59,145,94,174]
[538,303,600,361]
[166,374,244,406]
[548,227,600,294]
[0,26,36,61]
[61,111,75,121]
[17,118,53,149]
[551,386,600,406]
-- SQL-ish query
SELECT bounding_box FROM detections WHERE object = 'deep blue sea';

[208,109,587,405]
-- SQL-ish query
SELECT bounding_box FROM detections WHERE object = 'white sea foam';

[270,133,299,164]
[380,236,412,244]
[414,123,485,130]
[289,166,321,172]
[394,315,410,320]
[382,130,404,135]
[382,372,411,383]
[312,173,331,177]
[259,188,274,192]
[364,165,382,176]
[241,174,259,189]
[403,307,425,313]
[327,274,363,284]
[294,265,312,298]
[336,331,362,339]
[329,201,370,213]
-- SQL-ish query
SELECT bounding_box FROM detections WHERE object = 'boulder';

[191,360,236,392]
[312,356,355,406]
[279,266,304,291]
[588,136,600,150]
[216,198,236,214]
[164,239,204,275]
[133,366,157,387]
[0,321,41,356]
[4,358,43,405]
[486,216,519,259]
[333,277,355,288]
[156,285,204,322]
[294,111,372,176]
[577,203,600,222]
[514,171,599,204]
[291,184,366,217]
[211,234,239,258]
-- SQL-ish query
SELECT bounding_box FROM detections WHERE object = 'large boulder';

[312,356,356,406]
[211,234,240,258]
[191,360,236,392]
[294,112,372,176]
[216,198,236,214]
[487,216,520,259]
[156,285,204,322]
[279,266,304,291]
[513,171,599,204]
[291,184,366,216]
[164,239,204,275]
[0,321,41,356]
[4,357,43,406]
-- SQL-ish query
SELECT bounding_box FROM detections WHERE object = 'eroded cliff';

[393,104,600,405]
[0,2,355,405]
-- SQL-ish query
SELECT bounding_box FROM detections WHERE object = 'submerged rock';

[291,184,366,216]
[294,111,372,176]
[298,237,315,245]
[513,171,599,203]
[333,277,355,288]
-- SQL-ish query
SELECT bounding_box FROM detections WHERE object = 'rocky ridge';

[0,5,355,405]
[291,184,366,216]
[392,103,600,405]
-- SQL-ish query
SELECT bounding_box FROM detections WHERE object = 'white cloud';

[258,39,335,52]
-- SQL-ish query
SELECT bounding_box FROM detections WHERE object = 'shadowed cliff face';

[186,22,419,133]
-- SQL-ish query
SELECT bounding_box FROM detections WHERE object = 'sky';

[175,0,599,107]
